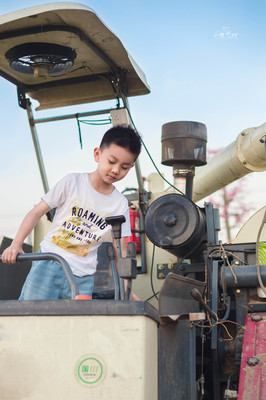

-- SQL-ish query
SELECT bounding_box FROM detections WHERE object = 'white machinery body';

[0,306,158,400]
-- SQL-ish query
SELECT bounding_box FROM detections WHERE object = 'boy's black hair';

[100,125,142,160]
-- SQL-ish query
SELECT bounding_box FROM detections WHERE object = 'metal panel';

[159,273,205,321]
[0,314,157,400]
[238,313,266,399]
[158,320,197,400]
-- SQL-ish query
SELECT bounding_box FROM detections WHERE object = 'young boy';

[2,125,141,300]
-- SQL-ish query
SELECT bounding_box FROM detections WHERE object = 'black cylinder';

[161,121,207,167]
[221,265,266,288]
[145,193,206,258]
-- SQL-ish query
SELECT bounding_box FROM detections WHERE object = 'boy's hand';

[131,291,140,301]
[1,244,25,264]
[1,200,50,265]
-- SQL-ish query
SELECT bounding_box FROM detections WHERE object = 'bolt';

[251,314,263,322]
[236,289,241,294]
[168,264,173,270]
[158,273,165,279]
[158,264,164,270]
[242,160,247,165]
[247,356,259,366]
[164,214,177,227]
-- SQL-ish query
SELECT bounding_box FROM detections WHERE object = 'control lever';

[119,242,137,300]
[106,244,120,300]
[190,288,218,321]
[105,215,126,300]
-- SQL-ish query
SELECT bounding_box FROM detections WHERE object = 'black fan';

[5,42,76,78]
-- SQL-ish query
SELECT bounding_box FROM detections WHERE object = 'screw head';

[251,314,263,322]
[247,356,259,366]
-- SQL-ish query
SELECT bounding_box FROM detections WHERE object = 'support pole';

[26,100,49,193]
[121,94,147,274]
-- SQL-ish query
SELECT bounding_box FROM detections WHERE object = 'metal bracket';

[17,87,27,109]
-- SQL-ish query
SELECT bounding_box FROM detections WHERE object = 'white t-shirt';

[40,173,131,276]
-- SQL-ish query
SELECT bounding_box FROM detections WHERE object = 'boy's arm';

[2,200,51,264]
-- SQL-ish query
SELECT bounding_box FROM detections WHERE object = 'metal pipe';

[114,238,125,300]
[121,95,147,274]
[125,281,132,300]
[34,108,115,124]
[106,244,120,300]
[0,252,79,299]
[193,123,266,202]
[221,265,266,288]
[26,100,49,193]
[188,323,197,400]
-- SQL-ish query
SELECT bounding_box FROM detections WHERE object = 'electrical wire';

[192,316,256,342]
[219,241,238,284]
[75,115,112,149]
[79,118,111,125]
[124,105,187,197]
[208,249,247,265]
[147,244,159,302]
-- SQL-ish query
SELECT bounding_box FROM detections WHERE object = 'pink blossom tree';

[207,149,253,242]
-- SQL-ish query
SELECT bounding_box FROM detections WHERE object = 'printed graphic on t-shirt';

[51,205,109,257]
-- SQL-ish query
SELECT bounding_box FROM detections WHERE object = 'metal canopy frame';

[0,3,148,272]
[0,3,150,111]
[0,24,127,98]
[24,96,145,193]
[24,97,147,273]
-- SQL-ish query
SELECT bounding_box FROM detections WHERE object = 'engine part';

[145,193,206,258]
[161,121,207,167]
[161,121,207,198]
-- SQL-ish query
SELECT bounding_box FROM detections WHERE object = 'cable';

[148,244,159,301]
[219,241,238,284]
[218,322,233,341]
[75,115,112,149]
[76,115,83,149]
[79,118,111,125]
[256,210,266,296]
[209,248,247,265]
[125,105,187,196]
[145,291,159,302]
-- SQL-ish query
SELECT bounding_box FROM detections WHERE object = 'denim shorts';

[19,258,94,300]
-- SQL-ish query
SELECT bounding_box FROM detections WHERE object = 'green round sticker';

[74,354,106,388]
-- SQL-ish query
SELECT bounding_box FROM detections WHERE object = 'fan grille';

[5,42,76,76]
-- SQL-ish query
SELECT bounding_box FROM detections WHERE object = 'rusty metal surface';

[238,313,266,399]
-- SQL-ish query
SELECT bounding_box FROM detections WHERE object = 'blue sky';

[0,0,266,239]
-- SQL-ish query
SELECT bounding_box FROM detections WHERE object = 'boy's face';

[94,143,135,185]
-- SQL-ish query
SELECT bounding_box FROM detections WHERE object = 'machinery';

[0,3,266,399]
